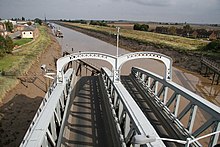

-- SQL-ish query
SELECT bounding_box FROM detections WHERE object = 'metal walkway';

[61,76,110,147]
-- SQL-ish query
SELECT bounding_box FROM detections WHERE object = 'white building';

[21,26,35,38]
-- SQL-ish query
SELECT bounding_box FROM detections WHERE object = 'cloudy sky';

[0,0,220,24]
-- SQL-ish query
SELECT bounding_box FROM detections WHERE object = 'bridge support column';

[174,94,181,117]
[154,81,158,95]
[163,87,168,104]
[187,105,198,134]
[211,122,220,146]
[147,77,151,88]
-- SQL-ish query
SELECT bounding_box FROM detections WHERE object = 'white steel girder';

[57,51,173,83]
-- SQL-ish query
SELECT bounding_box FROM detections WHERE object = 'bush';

[4,36,14,53]
[89,20,107,26]
[0,35,14,57]
[133,23,149,32]
[0,36,5,57]
[34,18,42,25]
[203,40,220,52]
[4,21,13,32]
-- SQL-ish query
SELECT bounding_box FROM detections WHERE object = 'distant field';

[107,22,220,31]
[62,22,208,51]
[108,23,134,30]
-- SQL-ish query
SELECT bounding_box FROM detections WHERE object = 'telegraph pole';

[116,27,120,57]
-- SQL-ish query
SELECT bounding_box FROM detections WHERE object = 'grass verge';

[13,38,33,46]
[0,25,51,102]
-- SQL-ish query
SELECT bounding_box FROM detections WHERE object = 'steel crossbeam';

[20,69,75,147]
[57,51,173,83]
[132,67,220,146]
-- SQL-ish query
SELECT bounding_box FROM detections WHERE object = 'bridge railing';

[20,68,75,147]
[201,57,220,73]
[131,67,220,147]
[100,67,166,147]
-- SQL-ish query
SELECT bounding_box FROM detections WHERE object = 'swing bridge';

[20,51,220,147]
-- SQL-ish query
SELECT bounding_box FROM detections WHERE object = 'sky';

[0,0,220,24]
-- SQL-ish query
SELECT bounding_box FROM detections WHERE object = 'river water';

[54,24,220,106]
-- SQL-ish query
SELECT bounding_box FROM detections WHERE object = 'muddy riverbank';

[0,27,61,146]
[58,23,220,74]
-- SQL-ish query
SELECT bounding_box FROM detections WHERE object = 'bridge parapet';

[131,67,220,146]
[20,69,75,147]
[100,67,166,146]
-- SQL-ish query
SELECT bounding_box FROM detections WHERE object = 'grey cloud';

[123,0,172,6]
[0,0,219,23]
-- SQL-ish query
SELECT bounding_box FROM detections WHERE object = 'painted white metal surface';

[117,52,173,81]
[57,51,173,83]
[57,52,117,83]
[101,67,166,146]
[23,51,219,146]
[20,69,74,147]
[132,67,220,146]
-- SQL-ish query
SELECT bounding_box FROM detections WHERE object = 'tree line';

[60,19,108,26]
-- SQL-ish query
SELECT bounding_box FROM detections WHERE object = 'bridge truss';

[20,51,219,147]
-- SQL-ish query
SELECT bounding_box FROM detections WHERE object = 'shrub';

[202,39,220,52]
[34,18,42,25]
[133,23,149,32]
[89,20,107,26]
[0,36,14,57]
[0,36,6,57]
[4,36,14,53]
[4,21,13,32]
[205,40,220,52]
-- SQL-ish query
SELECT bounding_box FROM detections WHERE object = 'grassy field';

[63,22,208,51]
[13,38,33,46]
[0,25,51,102]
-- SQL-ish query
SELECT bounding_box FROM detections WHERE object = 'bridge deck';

[61,76,111,147]
[61,75,190,146]
[60,75,191,146]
